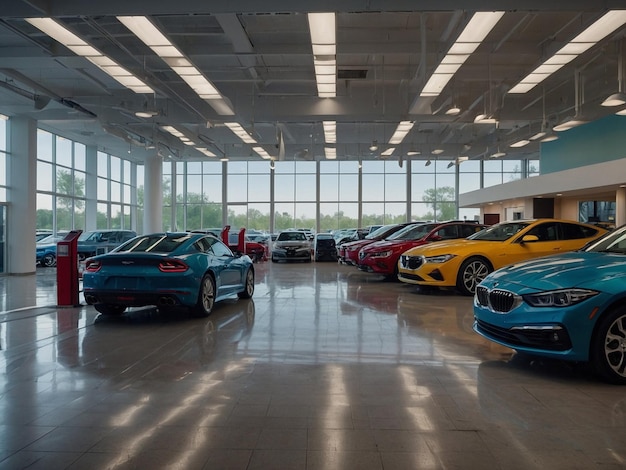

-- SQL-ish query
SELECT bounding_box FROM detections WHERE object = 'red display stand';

[57,230,82,307]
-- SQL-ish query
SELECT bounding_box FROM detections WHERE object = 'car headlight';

[423,254,456,263]
[522,289,599,307]
[369,250,393,258]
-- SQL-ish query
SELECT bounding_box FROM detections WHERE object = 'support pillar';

[7,116,37,274]
[143,152,163,233]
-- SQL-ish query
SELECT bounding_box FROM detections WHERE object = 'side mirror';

[521,234,539,243]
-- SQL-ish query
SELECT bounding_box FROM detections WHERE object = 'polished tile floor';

[0,261,625,469]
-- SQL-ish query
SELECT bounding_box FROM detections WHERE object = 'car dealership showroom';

[2,1,626,469]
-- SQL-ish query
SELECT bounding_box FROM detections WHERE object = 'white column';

[143,152,163,233]
[84,145,98,231]
[616,187,626,227]
[8,117,37,274]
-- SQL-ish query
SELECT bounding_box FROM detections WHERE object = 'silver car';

[271,231,312,263]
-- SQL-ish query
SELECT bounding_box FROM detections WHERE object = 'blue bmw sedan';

[83,232,254,317]
[473,224,626,384]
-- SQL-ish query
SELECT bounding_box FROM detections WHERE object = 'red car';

[357,221,487,279]
[338,222,419,266]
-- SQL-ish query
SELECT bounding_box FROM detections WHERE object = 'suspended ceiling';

[1,1,626,166]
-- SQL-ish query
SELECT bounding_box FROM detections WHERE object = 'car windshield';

[388,223,438,241]
[467,222,530,241]
[117,234,191,253]
[278,232,306,241]
[582,225,626,254]
[78,231,103,242]
[365,224,396,239]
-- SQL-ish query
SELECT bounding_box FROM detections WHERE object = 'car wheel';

[41,253,56,267]
[590,306,626,385]
[456,257,491,296]
[94,304,126,315]
[193,274,215,317]
[238,268,255,299]
[271,256,278,263]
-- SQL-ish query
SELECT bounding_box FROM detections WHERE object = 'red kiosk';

[56,230,82,307]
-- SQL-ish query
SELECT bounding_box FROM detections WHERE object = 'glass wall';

[36,130,138,234]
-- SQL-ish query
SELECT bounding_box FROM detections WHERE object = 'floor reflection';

[0,263,624,469]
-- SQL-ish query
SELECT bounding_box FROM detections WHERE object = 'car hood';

[483,251,626,292]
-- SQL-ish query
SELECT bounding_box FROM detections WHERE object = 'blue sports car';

[83,232,255,317]
[473,224,626,384]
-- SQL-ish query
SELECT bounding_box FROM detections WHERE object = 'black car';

[313,233,337,261]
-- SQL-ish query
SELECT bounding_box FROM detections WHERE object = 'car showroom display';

[473,224,626,384]
[398,219,608,296]
[358,221,487,279]
[82,232,254,317]
[338,223,416,266]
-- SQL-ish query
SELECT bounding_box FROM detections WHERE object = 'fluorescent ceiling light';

[323,121,336,144]
[540,132,559,142]
[0,113,8,120]
[616,108,626,115]
[431,148,444,155]
[197,148,216,157]
[509,10,626,94]
[117,16,233,115]
[325,147,336,159]
[381,148,395,156]
[529,130,547,141]
[490,151,506,158]
[225,122,272,159]
[510,139,530,148]
[26,17,153,94]
[407,150,421,156]
[308,13,337,98]
[445,106,461,115]
[388,121,415,145]
[420,12,504,98]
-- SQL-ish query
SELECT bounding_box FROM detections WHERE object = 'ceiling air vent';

[338,69,368,79]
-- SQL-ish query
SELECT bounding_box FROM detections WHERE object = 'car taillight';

[158,259,189,272]
[85,260,102,272]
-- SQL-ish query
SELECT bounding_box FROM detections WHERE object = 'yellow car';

[397,219,608,296]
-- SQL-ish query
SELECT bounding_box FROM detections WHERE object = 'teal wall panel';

[541,114,626,174]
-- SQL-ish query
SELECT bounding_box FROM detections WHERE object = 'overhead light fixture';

[431,148,444,155]
[530,129,547,141]
[308,13,336,98]
[420,12,504,98]
[117,16,234,115]
[407,150,421,156]
[369,140,379,151]
[510,139,530,148]
[553,116,588,132]
[425,159,432,166]
[445,105,461,115]
[602,92,626,107]
[325,147,336,159]
[322,121,336,144]
[381,148,395,156]
[490,150,506,158]
[388,121,415,145]
[616,108,626,115]
[509,10,626,94]
[540,130,559,142]
[26,17,153,93]
[0,113,8,120]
